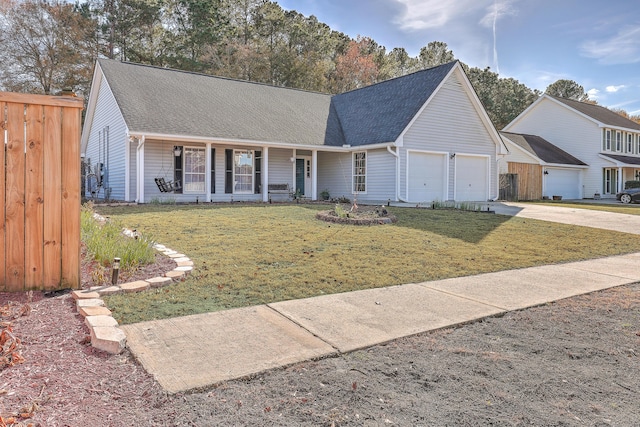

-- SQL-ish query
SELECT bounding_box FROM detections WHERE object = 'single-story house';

[81,59,507,204]
[503,94,640,199]
[499,131,588,200]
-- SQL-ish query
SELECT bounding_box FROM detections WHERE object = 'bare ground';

[0,261,638,426]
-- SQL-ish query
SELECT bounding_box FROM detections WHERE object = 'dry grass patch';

[96,204,640,324]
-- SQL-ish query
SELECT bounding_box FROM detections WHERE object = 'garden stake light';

[112,257,121,285]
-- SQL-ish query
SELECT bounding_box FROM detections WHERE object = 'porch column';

[124,137,130,201]
[312,149,318,200]
[618,167,623,192]
[205,142,212,202]
[136,136,145,203]
[292,149,297,191]
[262,147,269,202]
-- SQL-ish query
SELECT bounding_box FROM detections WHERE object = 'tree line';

[1,0,637,128]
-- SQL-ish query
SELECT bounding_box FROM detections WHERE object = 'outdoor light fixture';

[544,170,549,175]
[173,146,182,157]
[112,257,121,285]
[290,156,296,162]
[450,153,456,159]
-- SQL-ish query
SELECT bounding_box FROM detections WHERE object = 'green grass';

[96,203,640,324]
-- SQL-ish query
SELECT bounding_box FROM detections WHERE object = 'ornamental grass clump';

[81,204,156,269]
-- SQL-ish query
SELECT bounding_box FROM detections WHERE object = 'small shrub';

[624,180,640,189]
[334,204,349,218]
[320,189,330,201]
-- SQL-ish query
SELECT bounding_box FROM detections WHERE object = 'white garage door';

[545,169,581,199]
[455,155,489,201]
[408,152,446,202]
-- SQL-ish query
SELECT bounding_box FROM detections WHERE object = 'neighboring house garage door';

[455,155,489,201]
[545,168,581,199]
[407,152,447,202]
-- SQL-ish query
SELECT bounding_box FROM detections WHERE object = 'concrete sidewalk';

[122,252,640,393]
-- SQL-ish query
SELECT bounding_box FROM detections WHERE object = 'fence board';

[508,162,542,200]
[61,107,81,288]
[5,103,26,291]
[1,92,82,292]
[43,106,63,289]
[0,103,5,283]
[25,104,45,288]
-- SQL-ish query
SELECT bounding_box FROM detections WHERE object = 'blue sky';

[277,0,640,116]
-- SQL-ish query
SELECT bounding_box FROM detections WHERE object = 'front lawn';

[96,203,640,324]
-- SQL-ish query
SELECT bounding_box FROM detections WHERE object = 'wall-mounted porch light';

[173,146,182,157]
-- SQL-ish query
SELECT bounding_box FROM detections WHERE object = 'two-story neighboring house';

[502,94,640,199]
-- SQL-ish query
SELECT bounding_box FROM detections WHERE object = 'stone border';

[316,210,397,225]
[73,221,194,354]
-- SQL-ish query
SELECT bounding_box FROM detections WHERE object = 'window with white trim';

[353,151,366,193]
[604,129,611,151]
[183,147,205,192]
[627,133,633,153]
[637,134,640,155]
[234,150,254,193]
[616,131,622,151]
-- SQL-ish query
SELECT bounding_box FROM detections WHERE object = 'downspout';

[387,145,406,202]
[136,135,145,203]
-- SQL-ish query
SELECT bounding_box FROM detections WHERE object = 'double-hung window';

[234,150,254,193]
[604,129,611,151]
[183,147,205,192]
[353,151,366,193]
[616,131,622,151]
[628,133,634,153]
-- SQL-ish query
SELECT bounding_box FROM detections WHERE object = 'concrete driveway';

[489,201,640,235]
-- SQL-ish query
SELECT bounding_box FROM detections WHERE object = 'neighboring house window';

[603,168,618,194]
[616,131,622,151]
[183,147,206,192]
[604,129,611,151]
[628,133,634,153]
[353,151,366,193]
[637,134,640,155]
[234,150,254,193]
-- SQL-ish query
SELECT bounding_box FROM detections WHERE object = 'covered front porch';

[599,153,640,196]
[128,135,348,203]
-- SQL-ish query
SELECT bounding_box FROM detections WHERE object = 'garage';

[455,155,489,201]
[407,152,447,202]
[544,168,581,199]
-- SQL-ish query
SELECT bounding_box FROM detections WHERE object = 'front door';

[296,159,305,196]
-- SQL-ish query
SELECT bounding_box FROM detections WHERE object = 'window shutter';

[225,149,233,194]
[211,148,215,194]
[254,150,262,194]
[174,146,183,194]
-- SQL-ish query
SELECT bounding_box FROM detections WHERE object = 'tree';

[545,79,589,102]
[0,0,96,95]
[330,36,379,93]
[417,41,455,70]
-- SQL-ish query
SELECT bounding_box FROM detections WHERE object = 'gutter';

[387,146,407,202]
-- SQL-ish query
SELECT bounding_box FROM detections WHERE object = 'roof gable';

[500,131,587,166]
[547,95,640,131]
[328,61,458,147]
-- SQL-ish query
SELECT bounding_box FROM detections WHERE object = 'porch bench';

[268,183,292,201]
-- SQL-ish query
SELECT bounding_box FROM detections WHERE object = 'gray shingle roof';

[98,59,458,147]
[99,59,333,146]
[500,131,587,166]
[550,96,640,131]
[600,153,640,166]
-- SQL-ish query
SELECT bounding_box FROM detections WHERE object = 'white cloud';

[587,88,600,99]
[581,25,640,64]
[479,0,517,74]
[393,0,486,30]
[605,85,626,93]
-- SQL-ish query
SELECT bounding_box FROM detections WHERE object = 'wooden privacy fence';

[0,91,83,292]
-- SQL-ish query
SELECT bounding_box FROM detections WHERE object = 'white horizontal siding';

[83,77,128,200]
[267,148,295,187]
[355,149,396,203]
[507,98,601,197]
[317,152,351,201]
[401,71,498,201]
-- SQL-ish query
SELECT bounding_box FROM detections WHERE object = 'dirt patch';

[316,205,397,225]
[0,263,638,425]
